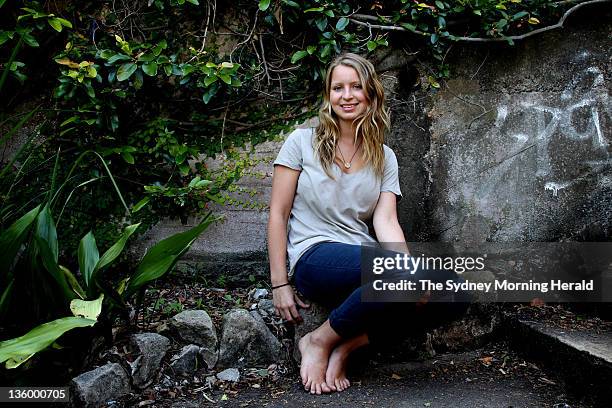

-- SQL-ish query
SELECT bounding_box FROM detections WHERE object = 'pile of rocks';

[70,289,283,407]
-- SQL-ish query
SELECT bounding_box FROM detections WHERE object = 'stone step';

[506,312,612,407]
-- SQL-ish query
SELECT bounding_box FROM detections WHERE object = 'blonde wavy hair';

[314,53,390,179]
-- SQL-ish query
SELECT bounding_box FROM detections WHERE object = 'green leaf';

[258,0,271,11]
[70,294,103,320]
[137,53,156,63]
[107,54,132,64]
[95,223,140,272]
[367,41,377,51]
[34,206,74,301]
[0,278,14,317]
[121,152,135,164]
[186,0,199,4]
[0,31,13,46]
[141,62,158,76]
[56,17,72,28]
[60,266,86,299]
[513,11,528,20]
[435,1,445,9]
[291,50,308,64]
[116,63,138,81]
[306,45,316,55]
[320,44,331,58]
[22,33,39,47]
[126,214,216,295]
[132,197,150,213]
[218,73,231,84]
[336,17,349,31]
[78,231,99,290]
[133,69,143,89]
[0,317,96,369]
[401,23,417,32]
[430,33,438,44]
[0,205,41,273]
[203,75,218,86]
[48,18,63,32]
[304,7,324,12]
[315,17,327,31]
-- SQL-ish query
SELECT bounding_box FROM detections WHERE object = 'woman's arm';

[267,165,309,322]
[372,192,410,254]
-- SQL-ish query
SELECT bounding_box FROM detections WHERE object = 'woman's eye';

[354,84,362,89]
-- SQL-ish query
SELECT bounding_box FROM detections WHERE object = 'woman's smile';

[330,65,369,123]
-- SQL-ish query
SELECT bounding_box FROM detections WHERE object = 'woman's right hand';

[273,285,310,324]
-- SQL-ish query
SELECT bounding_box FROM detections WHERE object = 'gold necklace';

[337,139,363,169]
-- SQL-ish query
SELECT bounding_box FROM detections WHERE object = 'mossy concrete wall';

[136,11,611,283]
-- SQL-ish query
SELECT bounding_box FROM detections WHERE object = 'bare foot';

[298,333,333,394]
[326,343,351,391]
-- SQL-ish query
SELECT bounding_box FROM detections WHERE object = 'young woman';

[267,53,413,395]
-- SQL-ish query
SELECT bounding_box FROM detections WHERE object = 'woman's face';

[329,65,369,124]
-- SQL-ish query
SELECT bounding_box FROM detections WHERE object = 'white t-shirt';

[273,127,402,276]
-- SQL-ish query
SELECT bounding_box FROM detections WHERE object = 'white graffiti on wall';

[494,66,610,195]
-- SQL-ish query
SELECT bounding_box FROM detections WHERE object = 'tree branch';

[349,0,610,43]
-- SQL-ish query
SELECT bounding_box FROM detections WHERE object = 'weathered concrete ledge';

[506,316,612,406]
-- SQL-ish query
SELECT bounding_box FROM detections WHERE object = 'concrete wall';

[137,11,611,282]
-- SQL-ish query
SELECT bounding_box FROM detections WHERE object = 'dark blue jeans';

[294,242,468,341]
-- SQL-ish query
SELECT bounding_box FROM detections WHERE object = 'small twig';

[230,9,258,62]
[470,51,489,80]
[259,34,271,86]
[220,101,230,157]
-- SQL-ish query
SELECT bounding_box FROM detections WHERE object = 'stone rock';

[249,288,269,301]
[70,363,131,408]
[130,332,170,388]
[428,303,500,352]
[199,346,218,370]
[169,310,217,359]
[257,299,275,316]
[170,345,203,376]
[216,368,240,382]
[218,309,283,367]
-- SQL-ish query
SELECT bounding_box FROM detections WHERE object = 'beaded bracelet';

[271,282,291,290]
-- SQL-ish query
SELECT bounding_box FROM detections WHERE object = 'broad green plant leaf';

[0,316,96,368]
[0,204,40,273]
[116,63,138,81]
[291,50,308,64]
[0,316,96,369]
[126,213,216,295]
[259,0,270,11]
[78,231,99,290]
[0,278,14,316]
[60,265,85,299]
[34,206,75,301]
[95,223,140,271]
[336,17,349,31]
[70,294,103,320]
